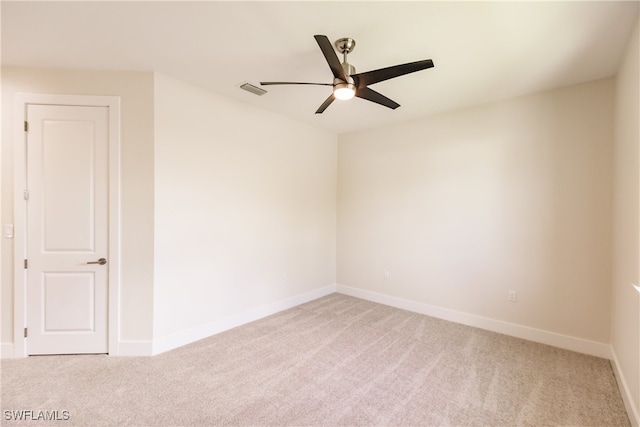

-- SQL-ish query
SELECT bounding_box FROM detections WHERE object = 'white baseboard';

[114,340,153,357]
[611,347,640,426]
[336,284,611,359]
[152,284,337,355]
[1,343,15,359]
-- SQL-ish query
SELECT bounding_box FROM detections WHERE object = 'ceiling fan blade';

[314,35,347,81]
[353,59,434,88]
[260,82,332,86]
[356,87,400,110]
[315,94,335,114]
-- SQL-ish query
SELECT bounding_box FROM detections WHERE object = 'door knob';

[87,258,107,265]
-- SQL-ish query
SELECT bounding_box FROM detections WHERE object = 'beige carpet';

[1,294,630,426]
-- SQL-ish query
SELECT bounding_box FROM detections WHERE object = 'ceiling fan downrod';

[333,37,357,100]
[335,37,356,76]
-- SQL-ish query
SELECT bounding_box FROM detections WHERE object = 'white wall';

[611,15,640,426]
[1,67,155,350]
[152,73,336,350]
[337,79,614,345]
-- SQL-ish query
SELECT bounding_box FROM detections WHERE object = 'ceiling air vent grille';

[239,82,267,96]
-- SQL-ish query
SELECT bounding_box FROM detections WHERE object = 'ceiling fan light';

[334,83,356,100]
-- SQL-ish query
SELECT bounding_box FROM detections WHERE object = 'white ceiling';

[2,1,638,134]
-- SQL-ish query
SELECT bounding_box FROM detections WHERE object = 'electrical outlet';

[384,270,390,280]
[508,290,517,302]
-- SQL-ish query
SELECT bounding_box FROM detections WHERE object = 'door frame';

[13,93,121,357]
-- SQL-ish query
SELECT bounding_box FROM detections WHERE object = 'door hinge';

[24,259,28,269]
[23,190,29,200]
[24,121,28,132]
[24,328,28,338]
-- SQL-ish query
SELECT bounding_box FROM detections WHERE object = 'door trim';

[13,93,121,357]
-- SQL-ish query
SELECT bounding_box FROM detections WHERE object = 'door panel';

[42,120,97,252]
[27,104,109,355]
[43,272,95,332]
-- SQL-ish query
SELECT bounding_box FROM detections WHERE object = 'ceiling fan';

[260,35,434,114]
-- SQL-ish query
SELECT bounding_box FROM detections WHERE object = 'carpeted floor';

[0,293,631,426]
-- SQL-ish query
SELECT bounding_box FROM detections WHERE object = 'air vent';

[239,82,267,96]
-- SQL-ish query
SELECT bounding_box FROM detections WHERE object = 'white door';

[26,104,109,355]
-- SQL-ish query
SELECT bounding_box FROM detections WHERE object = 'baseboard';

[336,284,611,359]
[1,342,15,359]
[152,284,337,355]
[611,346,640,426]
[114,340,153,357]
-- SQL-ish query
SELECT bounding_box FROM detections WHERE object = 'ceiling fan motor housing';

[341,62,356,78]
